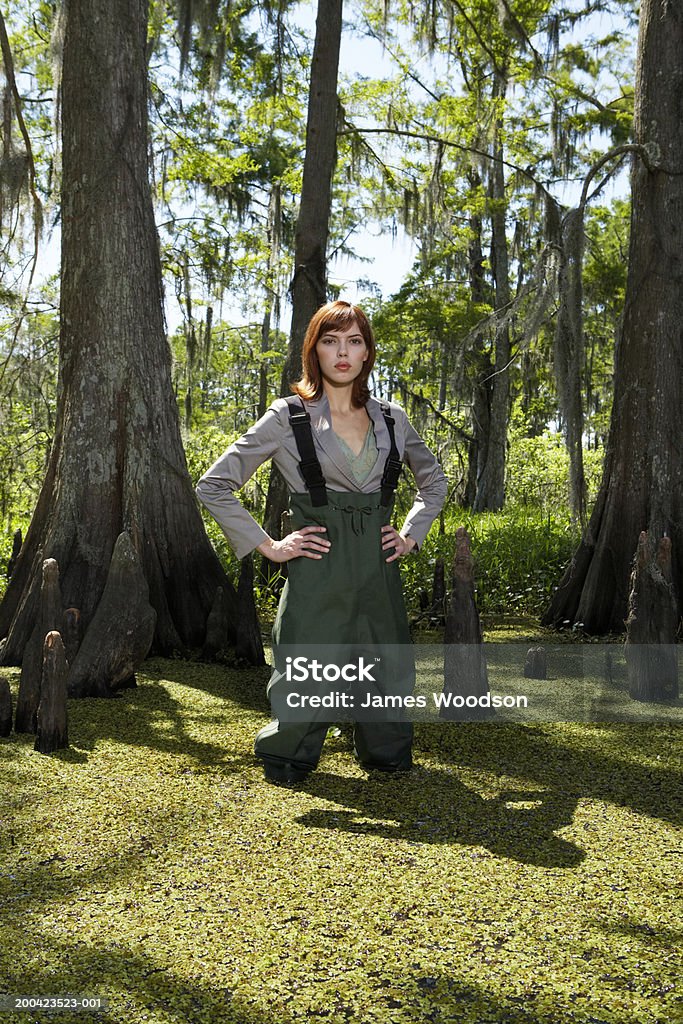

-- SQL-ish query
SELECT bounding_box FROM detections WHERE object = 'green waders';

[254,490,415,773]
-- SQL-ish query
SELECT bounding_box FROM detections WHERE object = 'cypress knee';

[62,608,82,666]
[625,532,679,702]
[35,631,69,754]
[236,554,266,666]
[524,647,547,680]
[430,556,446,626]
[15,558,64,733]
[441,527,491,719]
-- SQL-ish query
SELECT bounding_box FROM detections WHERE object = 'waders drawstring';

[330,502,375,535]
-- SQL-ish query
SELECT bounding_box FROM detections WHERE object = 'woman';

[196,301,447,784]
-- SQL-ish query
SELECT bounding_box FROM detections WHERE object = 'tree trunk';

[235,554,266,665]
[258,183,282,421]
[543,0,683,633]
[7,529,21,578]
[473,81,511,513]
[263,0,343,544]
[0,0,236,680]
[553,207,587,523]
[464,171,490,510]
[0,677,11,736]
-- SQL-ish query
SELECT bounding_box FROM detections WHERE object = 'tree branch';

[399,384,474,443]
[579,143,655,209]
[338,123,556,201]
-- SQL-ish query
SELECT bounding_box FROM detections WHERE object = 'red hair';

[291,301,375,408]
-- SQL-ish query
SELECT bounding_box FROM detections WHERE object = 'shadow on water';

[414,720,682,829]
[297,764,584,867]
[2,654,680,837]
[0,935,595,1024]
[0,658,271,772]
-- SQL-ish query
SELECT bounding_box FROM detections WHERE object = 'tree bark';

[35,631,69,754]
[263,0,343,545]
[473,78,511,513]
[7,529,21,578]
[464,170,491,510]
[0,0,236,679]
[0,677,11,736]
[625,532,678,701]
[67,532,156,698]
[15,558,63,733]
[440,527,490,718]
[543,0,683,633]
[553,206,587,523]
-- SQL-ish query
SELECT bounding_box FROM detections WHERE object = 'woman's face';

[315,320,368,389]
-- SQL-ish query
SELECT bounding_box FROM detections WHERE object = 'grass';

[0,645,681,1024]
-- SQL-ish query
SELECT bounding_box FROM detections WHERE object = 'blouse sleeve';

[398,411,448,550]
[195,402,284,559]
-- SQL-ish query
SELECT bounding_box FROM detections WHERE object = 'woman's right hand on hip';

[256,526,330,562]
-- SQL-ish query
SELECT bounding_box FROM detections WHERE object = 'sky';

[30,0,634,334]
[31,4,416,334]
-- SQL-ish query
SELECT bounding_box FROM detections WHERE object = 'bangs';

[317,306,370,341]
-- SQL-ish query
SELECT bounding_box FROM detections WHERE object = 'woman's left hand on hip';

[381,525,417,562]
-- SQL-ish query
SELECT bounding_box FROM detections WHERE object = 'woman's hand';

[256,526,330,563]
[381,525,417,563]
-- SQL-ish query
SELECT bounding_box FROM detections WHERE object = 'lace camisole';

[333,421,379,485]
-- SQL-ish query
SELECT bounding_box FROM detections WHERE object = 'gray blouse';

[196,393,448,560]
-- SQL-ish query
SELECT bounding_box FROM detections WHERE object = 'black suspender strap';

[379,403,402,507]
[286,396,401,508]
[285,397,328,506]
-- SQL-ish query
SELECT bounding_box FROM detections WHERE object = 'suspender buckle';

[382,457,402,483]
[288,410,311,424]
